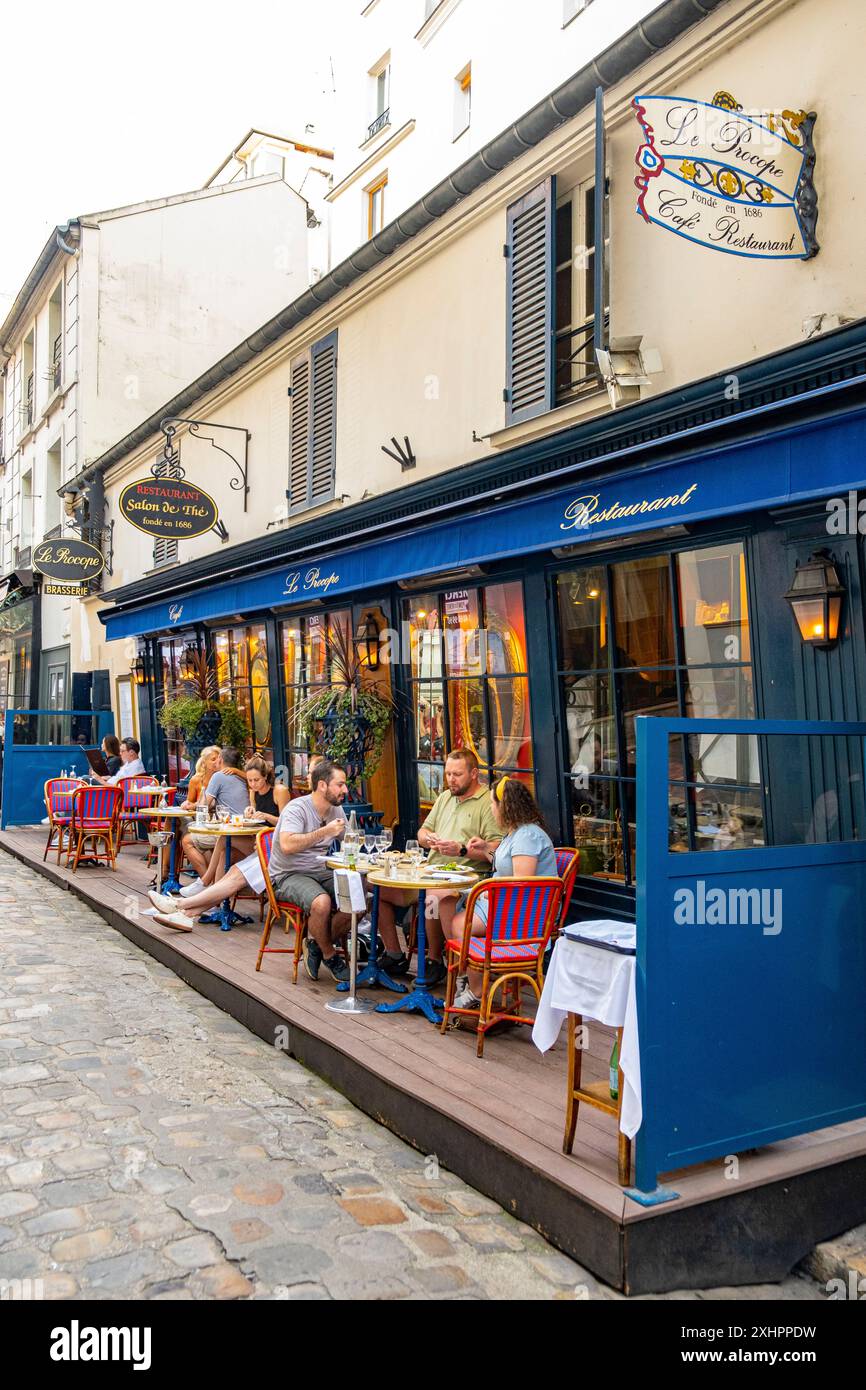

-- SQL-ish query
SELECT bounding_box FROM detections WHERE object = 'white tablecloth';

[532,926,642,1138]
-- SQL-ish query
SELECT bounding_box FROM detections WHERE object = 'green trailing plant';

[291,619,398,783]
[158,649,251,753]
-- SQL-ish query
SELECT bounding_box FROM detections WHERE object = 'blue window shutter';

[505,177,555,425]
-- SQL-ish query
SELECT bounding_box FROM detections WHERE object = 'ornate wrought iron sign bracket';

[158,416,251,510]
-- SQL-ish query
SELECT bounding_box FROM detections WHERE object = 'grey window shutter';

[152,452,181,567]
[505,177,555,425]
[288,352,311,511]
[310,331,337,504]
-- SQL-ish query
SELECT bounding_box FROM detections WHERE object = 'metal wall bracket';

[159,416,251,510]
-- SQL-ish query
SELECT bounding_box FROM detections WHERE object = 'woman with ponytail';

[454,775,559,1009]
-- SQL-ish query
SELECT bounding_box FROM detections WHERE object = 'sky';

[0,0,340,315]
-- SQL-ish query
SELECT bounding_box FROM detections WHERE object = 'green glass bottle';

[609,1035,619,1101]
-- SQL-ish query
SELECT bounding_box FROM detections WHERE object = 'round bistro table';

[187,821,268,930]
[366,865,479,1024]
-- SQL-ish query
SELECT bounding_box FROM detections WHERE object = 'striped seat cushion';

[448,937,542,963]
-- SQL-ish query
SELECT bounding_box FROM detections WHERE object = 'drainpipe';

[55,222,80,256]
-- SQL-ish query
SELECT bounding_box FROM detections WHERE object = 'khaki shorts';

[271,866,337,915]
[187,832,218,853]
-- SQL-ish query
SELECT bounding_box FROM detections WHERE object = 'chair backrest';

[257,829,277,911]
[553,847,580,930]
[466,876,564,952]
[45,778,81,820]
[121,775,159,811]
[72,785,123,827]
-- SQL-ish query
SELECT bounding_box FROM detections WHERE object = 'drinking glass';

[380,827,393,852]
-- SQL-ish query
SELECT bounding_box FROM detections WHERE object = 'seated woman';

[451,775,559,1010]
[177,756,290,898]
[179,746,221,881]
[101,734,123,777]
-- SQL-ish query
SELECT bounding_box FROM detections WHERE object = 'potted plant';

[158,650,251,764]
[292,620,397,792]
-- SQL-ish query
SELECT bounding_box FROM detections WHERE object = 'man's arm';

[279,813,346,856]
[417,798,441,849]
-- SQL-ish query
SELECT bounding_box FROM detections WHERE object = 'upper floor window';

[504,173,607,426]
[366,172,388,238]
[367,53,391,141]
[563,0,594,24]
[453,63,471,140]
[555,179,608,405]
[289,330,338,514]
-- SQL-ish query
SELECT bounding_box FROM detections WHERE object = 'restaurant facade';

[67,0,866,921]
[97,315,866,921]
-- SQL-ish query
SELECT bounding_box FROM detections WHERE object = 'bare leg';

[179,865,248,914]
[307,893,335,956]
[181,835,210,878]
[376,887,414,954]
[451,907,486,993]
[425,890,459,960]
[199,839,224,887]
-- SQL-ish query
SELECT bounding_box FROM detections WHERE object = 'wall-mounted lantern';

[354,611,381,670]
[784,551,845,648]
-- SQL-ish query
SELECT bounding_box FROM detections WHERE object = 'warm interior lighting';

[783,551,845,649]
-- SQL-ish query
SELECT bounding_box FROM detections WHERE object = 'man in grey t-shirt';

[269,759,350,983]
[205,748,251,816]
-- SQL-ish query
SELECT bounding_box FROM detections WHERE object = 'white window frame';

[453,63,471,141]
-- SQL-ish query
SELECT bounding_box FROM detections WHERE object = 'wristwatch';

[459,844,468,857]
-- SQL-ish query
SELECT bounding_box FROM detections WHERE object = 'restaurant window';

[158,634,195,784]
[404,581,533,813]
[555,542,756,888]
[212,623,272,760]
[281,609,352,789]
[288,330,338,515]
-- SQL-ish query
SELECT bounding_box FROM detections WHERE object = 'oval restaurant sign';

[119,477,218,539]
[33,537,105,588]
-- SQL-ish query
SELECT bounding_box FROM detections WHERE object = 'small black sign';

[33,538,105,584]
[119,477,218,539]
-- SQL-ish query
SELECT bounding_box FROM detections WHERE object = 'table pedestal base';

[375,986,444,1024]
[337,960,407,994]
[326,995,375,1015]
[199,906,253,932]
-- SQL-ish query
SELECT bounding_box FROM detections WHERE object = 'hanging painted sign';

[119,477,218,539]
[33,537,105,586]
[633,91,818,259]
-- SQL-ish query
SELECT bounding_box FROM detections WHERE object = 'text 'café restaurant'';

[101,323,866,921]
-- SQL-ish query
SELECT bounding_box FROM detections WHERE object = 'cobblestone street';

[0,851,824,1301]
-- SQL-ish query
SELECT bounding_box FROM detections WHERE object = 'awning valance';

[100,404,866,642]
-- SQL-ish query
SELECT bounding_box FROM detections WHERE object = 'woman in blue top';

[452,775,558,1010]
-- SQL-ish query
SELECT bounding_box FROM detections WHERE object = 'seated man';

[150,758,352,984]
[95,737,146,784]
[181,746,249,879]
[377,747,501,984]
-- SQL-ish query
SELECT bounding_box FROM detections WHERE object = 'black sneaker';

[381,950,410,977]
[419,958,447,988]
[302,936,322,981]
[322,954,350,983]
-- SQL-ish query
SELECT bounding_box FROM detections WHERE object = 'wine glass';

[380,826,393,852]
[375,832,388,863]
[363,829,376,862]
[405,838,420,871]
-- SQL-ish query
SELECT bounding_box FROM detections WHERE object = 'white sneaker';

[179,878,204,898]
[454,986,481,1010]
[149,889,182,914]
[153,910,195,933]
[456,973,469,995]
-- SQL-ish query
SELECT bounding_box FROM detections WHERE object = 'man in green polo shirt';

[377,748,501,985]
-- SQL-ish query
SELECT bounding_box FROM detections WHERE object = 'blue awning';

[101,405,866,641]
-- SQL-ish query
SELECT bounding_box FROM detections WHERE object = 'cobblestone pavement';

[0,851,824,1301]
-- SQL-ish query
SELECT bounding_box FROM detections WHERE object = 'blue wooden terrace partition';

[634,716,866,1196]
[1,709,115,829]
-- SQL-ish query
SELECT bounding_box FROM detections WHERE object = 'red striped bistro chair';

[67,785,124,872]
[43,777,82,864]
[254,829,308,982]
[117,776,161,848]
[553,847,580,935]
[441,876,564,1058]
